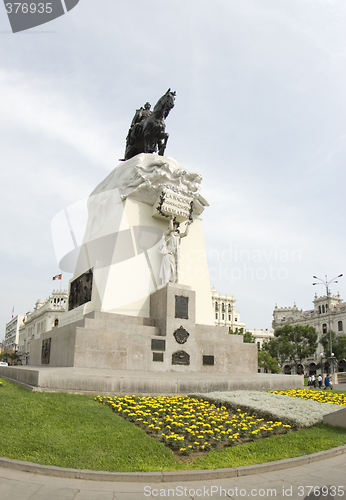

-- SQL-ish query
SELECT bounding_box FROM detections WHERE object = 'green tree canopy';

[262,336,291,368]
[263,324,318,373]
[229,327,255,343]
[320,332,346,361]
[258,351,280,374]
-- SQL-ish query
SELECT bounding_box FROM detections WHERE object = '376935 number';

[298,485,345,497]
[5,3,53,14]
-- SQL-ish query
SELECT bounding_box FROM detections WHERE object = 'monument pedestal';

[29,282,257,375]
[28,153,259,386]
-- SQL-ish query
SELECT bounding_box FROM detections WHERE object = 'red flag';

[52,274,62,281]
[12,306,14,318]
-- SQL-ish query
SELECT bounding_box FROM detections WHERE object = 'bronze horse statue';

[123,89,176,160]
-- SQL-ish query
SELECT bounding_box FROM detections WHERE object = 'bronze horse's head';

[154,88,176,118]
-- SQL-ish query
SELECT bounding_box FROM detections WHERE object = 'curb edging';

[1,445,346,482]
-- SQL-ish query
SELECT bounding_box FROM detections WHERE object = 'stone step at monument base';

[0,366,303,395]
[83,310,156,329]
[29,311,161,371]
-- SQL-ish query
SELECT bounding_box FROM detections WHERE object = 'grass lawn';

[1,377,346,472]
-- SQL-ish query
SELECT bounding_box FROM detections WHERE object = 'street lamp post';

[321,353,323,381]
[312,274,343,377]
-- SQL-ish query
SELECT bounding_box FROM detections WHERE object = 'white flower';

[188,391,341,428]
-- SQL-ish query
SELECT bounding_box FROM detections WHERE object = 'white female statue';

[159,216,192,284]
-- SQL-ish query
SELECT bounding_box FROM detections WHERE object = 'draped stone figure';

[159,216,191,284]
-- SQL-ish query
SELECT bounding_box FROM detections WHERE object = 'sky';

[1,0,346,339]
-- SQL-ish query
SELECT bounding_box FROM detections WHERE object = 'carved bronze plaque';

[68,268,93,311]
[151,339,165,351]
[203,355,214,366]
[173,326,189,344]
[153,352,164,362]
[41,338,51,365]
[175,295,188,319]
[172,350,190,365]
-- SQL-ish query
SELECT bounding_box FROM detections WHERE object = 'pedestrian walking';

[324,374,333,390]
[311,374,316,388]
[318,374,322,389]
[308,376,311,387]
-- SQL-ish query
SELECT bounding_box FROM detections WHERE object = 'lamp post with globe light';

[312,274,343,376]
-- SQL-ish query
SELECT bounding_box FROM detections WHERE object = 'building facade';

[211,286,274,344]
[5,315,24,352]
[18,289,68,364]
[247,328,275,350]
[211,286,246,330]
[272,293,346,374]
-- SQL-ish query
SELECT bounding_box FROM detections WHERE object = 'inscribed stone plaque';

[151,339,166,351]
[173,326,189,344]
[41,338,51,365]
[175,295,189,319]
[153,352,164,362]
[68,268,93,311]
[172,350,190,365]
[155,190,193,222]
[203,355,214,366]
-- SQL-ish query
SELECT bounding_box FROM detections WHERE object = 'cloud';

[0,68,120,169]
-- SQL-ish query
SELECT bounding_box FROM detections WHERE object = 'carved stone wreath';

[173,326,189,344]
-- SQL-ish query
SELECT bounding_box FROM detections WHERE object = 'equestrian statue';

[123,89,176,161]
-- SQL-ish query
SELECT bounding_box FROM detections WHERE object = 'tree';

[229,327,255,343]
[262,336,291,368]
[270,324,318,374]
[320,332,346,366]
[258,350,280,373]
[0,352,8,362]
[8,352,19,365]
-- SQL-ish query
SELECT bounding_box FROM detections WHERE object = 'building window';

[228,315,231,321]
[222,303,225,312]
[215,302,219,311]
[322,305,325,313]
[222,313,225,320]
[228,304,231,311]
[326,304,328,311]
[257,342,261,351]
[318,306,321,314]
[338,321,343,332]
[215,313,218,319]
[235,318,238,322]
[54,318,59,327]
[322,323,327,334]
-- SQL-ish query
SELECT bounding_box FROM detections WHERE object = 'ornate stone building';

[211,286,274,352]
[18,289,68,364]
[211,286,246,330]
[272,293,346,374]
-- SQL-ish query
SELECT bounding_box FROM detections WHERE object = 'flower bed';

[95,395,291,456]
[189,391,343,428]
[269,388,346,406]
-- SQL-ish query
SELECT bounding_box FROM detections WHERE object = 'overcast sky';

[1,0,346,338]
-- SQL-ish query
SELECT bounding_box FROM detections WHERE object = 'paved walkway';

[1,450,346,500]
